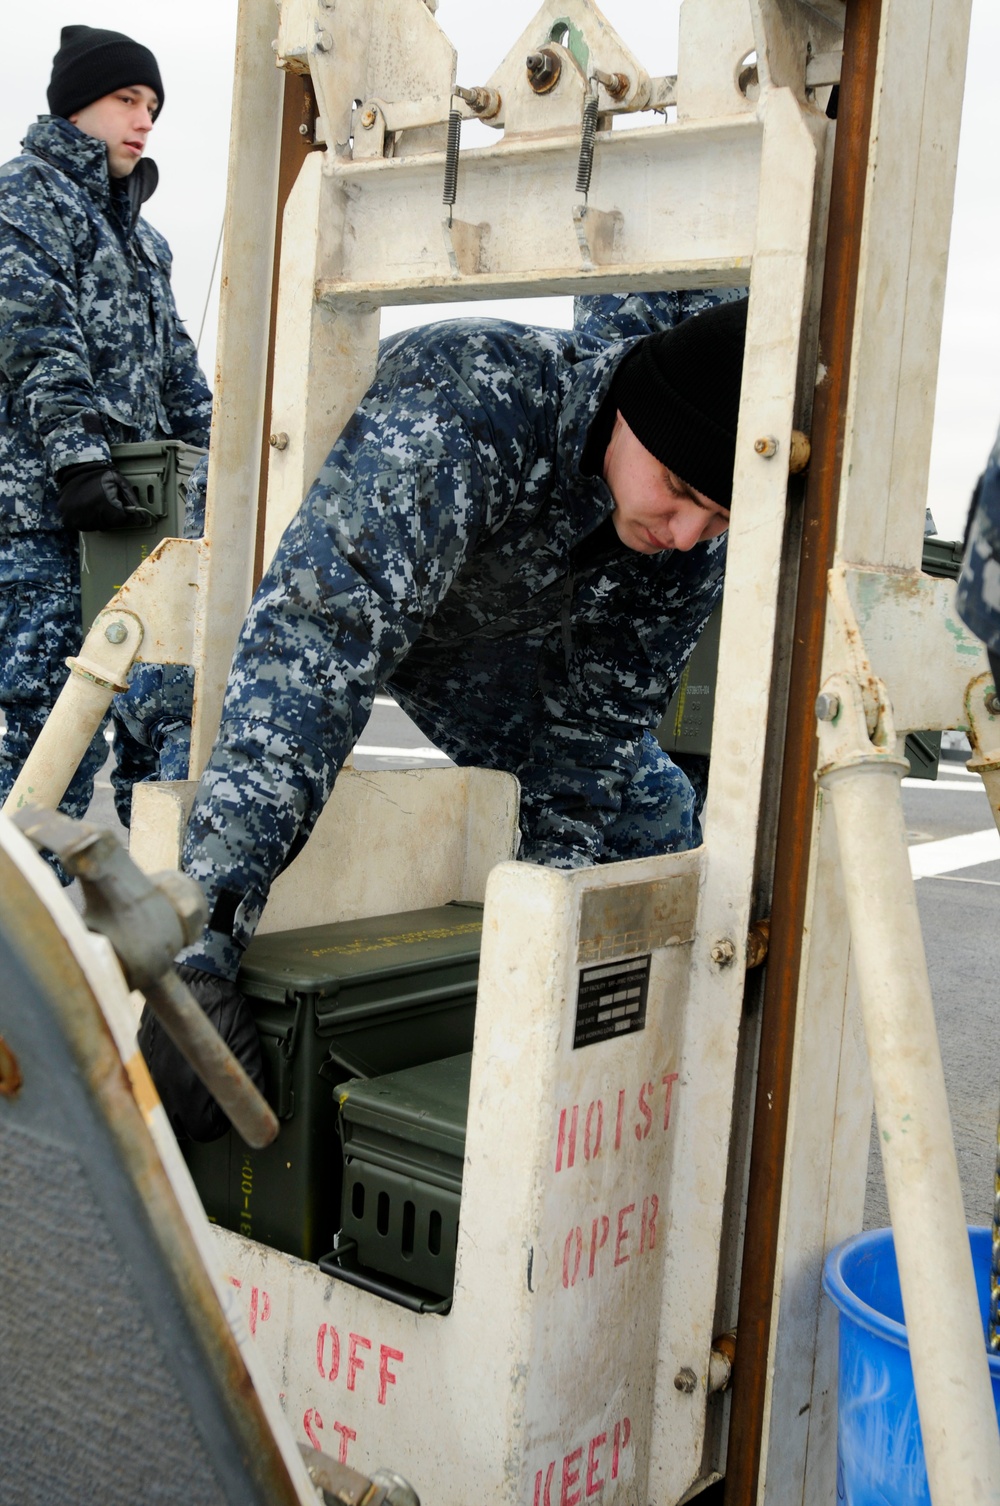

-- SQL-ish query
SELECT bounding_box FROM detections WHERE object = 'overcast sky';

[3,2,997,539]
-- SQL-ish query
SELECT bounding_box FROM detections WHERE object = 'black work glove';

[56,462,151,531]
[137,964,265,1143]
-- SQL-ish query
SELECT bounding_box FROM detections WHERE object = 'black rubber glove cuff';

[137,964,265,1143]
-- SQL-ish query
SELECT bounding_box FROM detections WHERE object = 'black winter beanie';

[47,26,164,120]
[610,296,749,508]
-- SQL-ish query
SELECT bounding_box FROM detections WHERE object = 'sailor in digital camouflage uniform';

[0,26,211,847]
[956,421,1000,694]
[139,293,749,1142]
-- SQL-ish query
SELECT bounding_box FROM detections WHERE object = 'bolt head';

[104,621,128,645]
[269,431,289,450]
[711,938,736,967]
[525,48,561,92]
[815,690,841,722]
[754,435,778,458]
[986,691,1000,717]
[674,1367,698,1394]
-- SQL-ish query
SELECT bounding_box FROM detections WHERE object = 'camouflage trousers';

[0,562,193,866]
[561,729,700,859]
[111,662,194,824]
[0,572,109,870]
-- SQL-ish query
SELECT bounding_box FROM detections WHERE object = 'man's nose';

[673,510,706,552]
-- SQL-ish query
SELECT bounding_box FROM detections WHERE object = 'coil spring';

[576,94,599,199]
[443,109,461,209]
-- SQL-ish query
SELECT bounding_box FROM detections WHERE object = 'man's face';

[603,412,730,554]
[69,84,158,178]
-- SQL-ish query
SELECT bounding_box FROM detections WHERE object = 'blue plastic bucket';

[822,1225,1000,1504]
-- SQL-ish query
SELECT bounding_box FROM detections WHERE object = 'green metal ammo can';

[78,440,206,630]
[328,1052,472,1308]
[183,904,481,1262]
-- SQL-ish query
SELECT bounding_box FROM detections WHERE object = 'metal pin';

[454,84,501,118]
[592,67,629,99]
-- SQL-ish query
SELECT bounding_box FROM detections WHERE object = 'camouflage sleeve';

[181,451,208,537]
[572,287,749,345]
[179,427,486,979]
[956,424,1000,656]
[159,307,212,446]
[518,541,726,867]
[0,202,111,473]
[139,218,212,445]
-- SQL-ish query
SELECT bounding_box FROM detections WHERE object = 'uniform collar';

[22,114,158,228]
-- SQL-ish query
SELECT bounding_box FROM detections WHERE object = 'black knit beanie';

[48,26,164,120]
[610,296,749,508]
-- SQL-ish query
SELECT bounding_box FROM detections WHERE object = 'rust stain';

[725,2,887,1499]
[745,919,770,970]
[0,1033,23,1097]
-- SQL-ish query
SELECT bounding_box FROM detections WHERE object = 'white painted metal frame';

[189,2,842,1501]
[9,0,993,1500]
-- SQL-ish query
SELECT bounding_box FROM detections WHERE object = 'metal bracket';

[12,807,278,1151]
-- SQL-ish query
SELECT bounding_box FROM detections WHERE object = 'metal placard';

[573,955,650,1050]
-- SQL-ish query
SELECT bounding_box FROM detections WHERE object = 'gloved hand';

[56,462,151,531]
[137,964,265,1143]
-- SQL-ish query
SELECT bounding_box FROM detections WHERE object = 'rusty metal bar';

[722,1,884,1499]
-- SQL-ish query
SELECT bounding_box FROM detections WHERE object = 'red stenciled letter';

[563,1226,583,1288]
[615,1088,626,1150]
[378,1345,404,1405]
[248,1286,270,1337]
[534,1461,556,1506]
[561,1446,583,1506]
[614,1204,635,1267]
[589,1215,610,1278]
[611,1418,632,1479]
[662,1071,679,1131]
[555,1105,580,1171]
[584,1099,603,1162]
[347,1332,371,1390]
[586,1433,606,1496]
[332,1420,357,1465]
[640,1194,660,1254]
[316,1323,340,1381]
[634,1081,654,1140]
[567,1104,579,1169]
[303,1408,323,1449]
